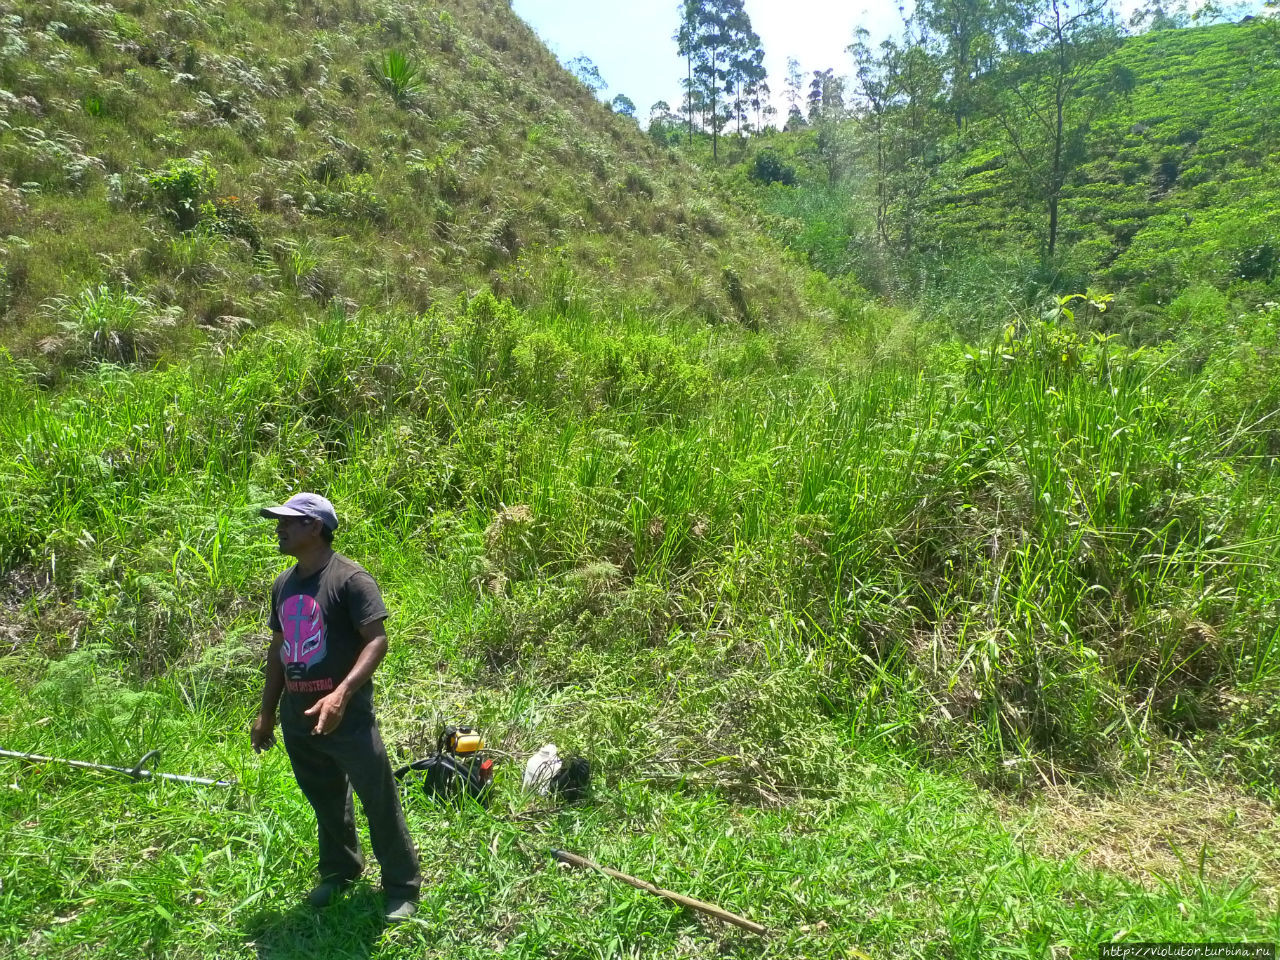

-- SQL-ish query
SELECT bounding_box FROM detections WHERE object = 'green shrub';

[1167,282,1229,339]
[407,146,463,199]
[309,151,346,184]
[749,149,797,187]
[197,195,261,249]
[622,167,654,199]
[44,285,169,365]
[271,238,337,301]
[1234,240,1278,283]
[146,155,218,229]
[1186,303,1280,441]
[300,173,388,224]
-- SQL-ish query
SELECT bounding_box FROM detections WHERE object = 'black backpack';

[548,755,591,803]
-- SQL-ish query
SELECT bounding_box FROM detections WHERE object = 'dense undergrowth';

[3,283,1279,955]
[3,284,1279,786]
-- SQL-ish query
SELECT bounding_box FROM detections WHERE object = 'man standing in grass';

[249,492,421,923]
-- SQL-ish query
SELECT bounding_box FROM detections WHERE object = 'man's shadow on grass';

[244,884,401,960]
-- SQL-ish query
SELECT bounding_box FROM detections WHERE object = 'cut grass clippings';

[1003,779,1280,913]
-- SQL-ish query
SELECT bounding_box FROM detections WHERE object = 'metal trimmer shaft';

[0,748,234,788]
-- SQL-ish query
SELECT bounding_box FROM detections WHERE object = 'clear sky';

[509,0,907,123]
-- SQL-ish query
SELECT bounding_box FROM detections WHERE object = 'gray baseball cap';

[259,492,339,531]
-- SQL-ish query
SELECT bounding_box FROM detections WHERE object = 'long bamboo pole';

[550,847,767,936]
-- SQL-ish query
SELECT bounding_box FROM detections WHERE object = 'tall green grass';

[3,290,1276,781]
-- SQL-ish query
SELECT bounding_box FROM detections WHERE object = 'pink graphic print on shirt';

[279,594,328,686]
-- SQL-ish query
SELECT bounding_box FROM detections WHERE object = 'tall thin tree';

[989,0,1118,258]
[675,0,703,146]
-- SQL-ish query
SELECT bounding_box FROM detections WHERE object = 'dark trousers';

[282,720,421,900]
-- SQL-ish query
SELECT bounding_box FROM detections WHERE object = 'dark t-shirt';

[268,552,389,733]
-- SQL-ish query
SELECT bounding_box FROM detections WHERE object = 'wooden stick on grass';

[550,847,768,937]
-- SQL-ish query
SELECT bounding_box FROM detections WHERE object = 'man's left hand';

[303,690,349,735]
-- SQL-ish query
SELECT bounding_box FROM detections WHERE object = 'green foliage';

[300,172,388,224]
[197,195,261,249]
[43,284,166,365]
[369,49,423,106]
[271,237,334,300]
[567,55,606,94]
[146,156,218,230]
[5,282,1279,776]
[609,93,636,118]
[1234,238,1278,283]
[757,182,865,279]
[747,148,795,186]
[622,166,654,199]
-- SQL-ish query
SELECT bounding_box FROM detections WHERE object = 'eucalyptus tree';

[1127,0,1190,31]
[675,0,702,144]
[988,0,1119,258]
[567,55,607,95]
[729,34,767,135]
[784,57,805,118]
[675,0,765,158]
[848,18,947,254]
[750,78,776,132]
[804,68,849,185]
[807,68,842,120]
[848,30,899,246]
[914,0,1033,130]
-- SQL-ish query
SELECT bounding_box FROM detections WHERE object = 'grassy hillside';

[0,0,809,365]
[1,3,1279,958]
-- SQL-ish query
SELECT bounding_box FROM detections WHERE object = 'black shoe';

[384,897,418,923]
[307,879,352,908]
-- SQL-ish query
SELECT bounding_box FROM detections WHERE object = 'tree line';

[839,0,1138,261]
[652,0,1251,264]
[673,0,770,159]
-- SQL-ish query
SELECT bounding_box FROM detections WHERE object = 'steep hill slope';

[0,0,809,362]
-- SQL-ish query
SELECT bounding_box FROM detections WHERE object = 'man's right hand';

[250,712,277,753]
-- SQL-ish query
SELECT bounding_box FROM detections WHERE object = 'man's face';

[275,515,323,556]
